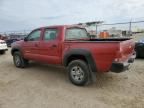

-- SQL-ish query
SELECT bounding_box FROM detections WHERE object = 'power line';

[102,20,144,25]
[1,20,144,34]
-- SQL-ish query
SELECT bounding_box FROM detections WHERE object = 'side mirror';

[24,37,28,41]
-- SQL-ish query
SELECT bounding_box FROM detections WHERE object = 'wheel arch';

[11,47,22,56]
[63,49,97,72]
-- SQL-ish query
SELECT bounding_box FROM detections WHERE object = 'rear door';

[39,28,61,64]
[23,29,42,60]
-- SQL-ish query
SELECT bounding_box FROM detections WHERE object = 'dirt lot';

[0,35,144,108]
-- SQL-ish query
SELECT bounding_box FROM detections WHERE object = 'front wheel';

[13,51,28,68]
[67,60,90,86]
[0,50,5,54]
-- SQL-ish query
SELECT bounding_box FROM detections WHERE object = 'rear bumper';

[110,62,130,73]
[110,53,136,73]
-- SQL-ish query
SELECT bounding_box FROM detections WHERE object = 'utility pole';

[96,24,98,37]
[129,19,132,36]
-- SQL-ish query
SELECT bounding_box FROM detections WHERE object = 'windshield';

[65,28,88,40]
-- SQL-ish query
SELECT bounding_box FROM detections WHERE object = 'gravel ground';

[0,34,144,108]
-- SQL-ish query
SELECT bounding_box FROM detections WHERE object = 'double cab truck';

[11,25,135,86]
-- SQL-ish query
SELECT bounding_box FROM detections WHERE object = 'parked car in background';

[135,39,144,58]
[6,39,19,47]
[0,39,8,54]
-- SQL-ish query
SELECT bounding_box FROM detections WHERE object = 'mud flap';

[90,71,96,82]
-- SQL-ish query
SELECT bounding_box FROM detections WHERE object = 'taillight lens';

[114,51,122,62]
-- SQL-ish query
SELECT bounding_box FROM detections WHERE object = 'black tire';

[136,50,139,58]
[67,60,90,86]
[13,51,28,68]
[0,50,5,55]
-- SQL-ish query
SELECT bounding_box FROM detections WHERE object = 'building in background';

[0,34,7,40]
[7,33,27,40]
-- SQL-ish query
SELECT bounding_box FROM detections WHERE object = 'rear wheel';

[67,60,90,86]
[13,51,28,68]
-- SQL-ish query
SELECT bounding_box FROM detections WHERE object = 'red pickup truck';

[11,25,135,86]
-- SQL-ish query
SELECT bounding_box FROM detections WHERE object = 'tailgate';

[119,39,135,61]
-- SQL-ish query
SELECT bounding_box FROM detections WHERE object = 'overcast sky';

[0,0,144,32]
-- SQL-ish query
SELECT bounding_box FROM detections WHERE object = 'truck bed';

[65,38,135,72]
[66,38,132,42]
[89,38,131,42]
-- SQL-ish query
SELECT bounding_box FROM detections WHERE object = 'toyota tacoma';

[11,25,136,86]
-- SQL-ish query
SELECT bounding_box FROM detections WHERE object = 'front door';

[23,29,41,61]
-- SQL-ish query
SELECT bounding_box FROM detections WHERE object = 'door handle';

[35,44,38,47]
[51,45,57,48]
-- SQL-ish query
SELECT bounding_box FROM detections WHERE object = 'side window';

[27,30,41,41]
[44,29,58,41]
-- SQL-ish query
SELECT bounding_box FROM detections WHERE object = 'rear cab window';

[65,28,88,40]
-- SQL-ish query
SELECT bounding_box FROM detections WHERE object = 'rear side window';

[44,29,58,41]
[66,28,88,40]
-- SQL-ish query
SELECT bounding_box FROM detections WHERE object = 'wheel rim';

[71,65,84,82]
[14,55,21,66]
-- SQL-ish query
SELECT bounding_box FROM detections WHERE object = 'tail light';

[114,47,123,62]
[114,52,122,62]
